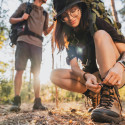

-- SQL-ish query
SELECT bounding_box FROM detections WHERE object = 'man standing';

[9,0,53,111]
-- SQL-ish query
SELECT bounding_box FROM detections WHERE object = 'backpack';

[81,0,122,36]
[9,2,43,47]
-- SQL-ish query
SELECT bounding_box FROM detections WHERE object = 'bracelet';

[83,72,89,81]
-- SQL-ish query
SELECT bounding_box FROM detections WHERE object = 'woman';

[51,0,125,123]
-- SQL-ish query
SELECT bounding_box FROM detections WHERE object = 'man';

[9,0,53,111]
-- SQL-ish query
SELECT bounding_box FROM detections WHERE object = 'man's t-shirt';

[10,3,49,48]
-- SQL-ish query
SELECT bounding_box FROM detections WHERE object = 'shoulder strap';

[25,2,32,14]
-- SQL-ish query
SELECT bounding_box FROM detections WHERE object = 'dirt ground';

[0,102,125,125]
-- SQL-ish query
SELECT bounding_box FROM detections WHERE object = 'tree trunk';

[51,39,58,108]
[111,0,119,22]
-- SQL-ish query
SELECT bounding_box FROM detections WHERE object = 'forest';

[0,0,125,124]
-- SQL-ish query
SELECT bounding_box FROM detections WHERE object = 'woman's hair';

[53,3,89,52]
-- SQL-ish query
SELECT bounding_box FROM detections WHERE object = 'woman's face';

[61,5,81,28]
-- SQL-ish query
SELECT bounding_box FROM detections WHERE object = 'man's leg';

[33,72,40,98]
[91,30,124,123]
[10,41,29,112]
[32,72,48,110]
[14,70,24,96]
[10,70,24,111]
[29,44,47,110]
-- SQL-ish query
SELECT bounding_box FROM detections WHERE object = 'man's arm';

[9,3,27,24]
[43,23,54,36]
[9,13,29,24]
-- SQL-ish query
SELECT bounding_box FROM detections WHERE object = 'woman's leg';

[93,30,120,79]
[50,69,87,93]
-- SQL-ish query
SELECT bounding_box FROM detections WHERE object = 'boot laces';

[99,85,121,109]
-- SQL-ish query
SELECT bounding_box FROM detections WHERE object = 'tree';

[110,0,119,22]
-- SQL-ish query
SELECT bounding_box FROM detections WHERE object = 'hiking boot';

[84,90,100,112]
[10,95,21,112]
[33,98,47,110]
[91,85,122,123]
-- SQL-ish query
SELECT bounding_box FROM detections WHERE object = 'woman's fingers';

[85,79,101,93]
[103,71,122,86]
[103,72,112,84]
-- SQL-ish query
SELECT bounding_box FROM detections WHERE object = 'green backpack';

[81,0,122,35]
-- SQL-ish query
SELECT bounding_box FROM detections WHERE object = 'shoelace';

[114,86,122,111]
[99,85,116,109]
[92,97,97,108]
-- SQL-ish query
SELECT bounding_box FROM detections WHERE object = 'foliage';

[0,80,84,104]
[119,0,125,21]
[119,86,125,101]
[0,62,8,74]
[0,0,8,48]
[0,79,13,104]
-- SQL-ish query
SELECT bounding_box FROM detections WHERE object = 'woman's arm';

[70,58,101,93]
[103,42,125,86]
[70,57,84,79]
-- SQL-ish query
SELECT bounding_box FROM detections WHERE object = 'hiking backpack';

[9,2,43,47]
[81,0,122,36]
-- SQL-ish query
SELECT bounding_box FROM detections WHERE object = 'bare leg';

[33,72,40,98]
[50,69,87,93]
[94,30,120,79]
[14,70,24,96]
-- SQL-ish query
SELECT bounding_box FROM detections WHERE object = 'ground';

[0,102,125,125]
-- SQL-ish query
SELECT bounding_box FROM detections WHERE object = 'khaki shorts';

[15,41,42,74]
[93,71,125,89]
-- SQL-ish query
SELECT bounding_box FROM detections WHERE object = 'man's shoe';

[33,98,47,110]
[84,90,100,112]
[91,85,122,123]
[10,95,21,112]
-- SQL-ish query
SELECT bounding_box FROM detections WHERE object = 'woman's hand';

[103,62,124,86]
[84,73,101,93]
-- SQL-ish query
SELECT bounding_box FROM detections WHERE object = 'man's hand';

[22,13,29,20]
[85,73,101,93]
[103,62,124,86]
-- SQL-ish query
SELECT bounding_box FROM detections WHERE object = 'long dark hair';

[53,3,89,52]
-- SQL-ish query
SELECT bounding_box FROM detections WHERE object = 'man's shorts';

[15,41,42,74]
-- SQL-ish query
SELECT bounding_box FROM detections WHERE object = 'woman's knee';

[94,30,111,44]
[50,69,63,83]
[50,70,57,83]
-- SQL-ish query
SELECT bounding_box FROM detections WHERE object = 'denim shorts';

[15,41,42,74]
[66,45,87,65]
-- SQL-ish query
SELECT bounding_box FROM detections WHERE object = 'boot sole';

[91,111,123,123]
[10,108,21,112]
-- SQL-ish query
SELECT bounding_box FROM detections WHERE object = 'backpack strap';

[18,2,43,41]
[18,20,43,41]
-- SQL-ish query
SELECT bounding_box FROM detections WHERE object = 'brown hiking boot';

[91,85,122,123]
[33,98,48,110]
[10,95,21,112]
[84,90,100,112]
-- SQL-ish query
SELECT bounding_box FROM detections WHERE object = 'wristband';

[117,60,125,69]
[83,72,89,81]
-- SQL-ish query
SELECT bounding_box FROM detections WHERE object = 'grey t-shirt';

[10,3,49,48]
